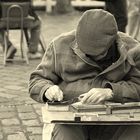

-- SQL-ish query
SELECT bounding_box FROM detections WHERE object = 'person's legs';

[51,124,88,140]
[89,125,120,140]
[28,19,42,59]
[112,125,140,140]
[0,29,17,60]
[105,0,128,32]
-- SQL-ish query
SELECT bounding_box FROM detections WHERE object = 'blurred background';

[0,0,139,140]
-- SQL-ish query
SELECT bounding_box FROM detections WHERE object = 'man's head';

[76,9,118,60]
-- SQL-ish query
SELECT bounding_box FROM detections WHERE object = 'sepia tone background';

[0,0,139,139]
[0,1,82,139]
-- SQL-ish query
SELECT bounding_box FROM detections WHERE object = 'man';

[29,9,140,139]
[0,0,42,60]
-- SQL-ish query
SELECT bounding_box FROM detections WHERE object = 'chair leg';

[24,48,29,65]
[21,29,29,65]
[20,29,24,58]
[24,29,29,44]
[40,34,46,53]
[3,32,8,66]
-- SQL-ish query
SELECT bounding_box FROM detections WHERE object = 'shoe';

[28,52,42,59]
[6,45,17,59]
[6,45,17,63]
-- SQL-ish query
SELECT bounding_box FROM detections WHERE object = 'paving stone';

[22,119,40,126]
[24,99,38,105]
[18,112,37,120]
[4,85,23,90]
[0,106,16,112]
[4,89,24,96]
[0,93,17,99]
[0,112,16,119]
[33,104,43,110]
[3,126,22,134]
[26,127,42,134]
[0,135,3,140]
[39,117,43,123]
[15,96,31,101]
[29,135,42,140]
[0,11,81,139]
[2,118,20,126]
[20,89,28,92]
[0,132,3,140]
[0,88,5,92]
[16,105,33,113]
[35,109,42,116]
[7,132,27,140]
[0,97,9,103]
[0,103,15,107]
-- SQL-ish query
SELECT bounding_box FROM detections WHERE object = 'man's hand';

[80,88,113,104]
[45,85,63,101]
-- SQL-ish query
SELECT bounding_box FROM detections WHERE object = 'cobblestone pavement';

[0,11,82,140]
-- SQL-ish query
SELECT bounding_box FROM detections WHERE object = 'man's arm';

[29,42,61,103]
[80,46,140,104]
[105,46,140,103]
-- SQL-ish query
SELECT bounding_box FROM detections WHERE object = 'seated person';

[29,9,140,140]
[0,0,42,60]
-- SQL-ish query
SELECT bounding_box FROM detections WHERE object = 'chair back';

[0,0,30,18]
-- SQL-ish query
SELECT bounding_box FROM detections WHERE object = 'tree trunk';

[54,0,73,14]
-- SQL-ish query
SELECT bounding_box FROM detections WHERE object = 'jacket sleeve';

[29,42,60,103]
[105,46,140,103]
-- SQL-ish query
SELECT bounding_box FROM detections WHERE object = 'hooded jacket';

[29,31,140,103]
[29,10,140,103]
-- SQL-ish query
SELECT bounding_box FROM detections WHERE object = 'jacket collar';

[71,40,102,70]
[71,32,130,74]
[100,33,128,74]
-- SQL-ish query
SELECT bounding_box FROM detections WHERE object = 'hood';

[76,9,118,57]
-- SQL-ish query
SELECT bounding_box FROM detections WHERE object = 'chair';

[0,0,46,65]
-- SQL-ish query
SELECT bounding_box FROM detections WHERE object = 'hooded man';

[29,9,140,140]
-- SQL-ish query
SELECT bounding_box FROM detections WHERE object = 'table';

[42,102,140,125]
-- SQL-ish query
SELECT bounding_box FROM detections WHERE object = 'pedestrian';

[0,0,42,61]
[127,0,140,41]
[29,9,140,140]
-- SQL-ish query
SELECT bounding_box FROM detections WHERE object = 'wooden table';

[42,102,140,125]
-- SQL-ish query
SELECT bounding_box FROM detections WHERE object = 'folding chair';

[0,0,46,65]
[0,1,30,65]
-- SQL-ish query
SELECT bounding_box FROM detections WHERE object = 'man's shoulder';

[118,32,140,66]
[118,32,140,50]
[118,32,139,43]
[47,30,76,58]
[53,30,76,44]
